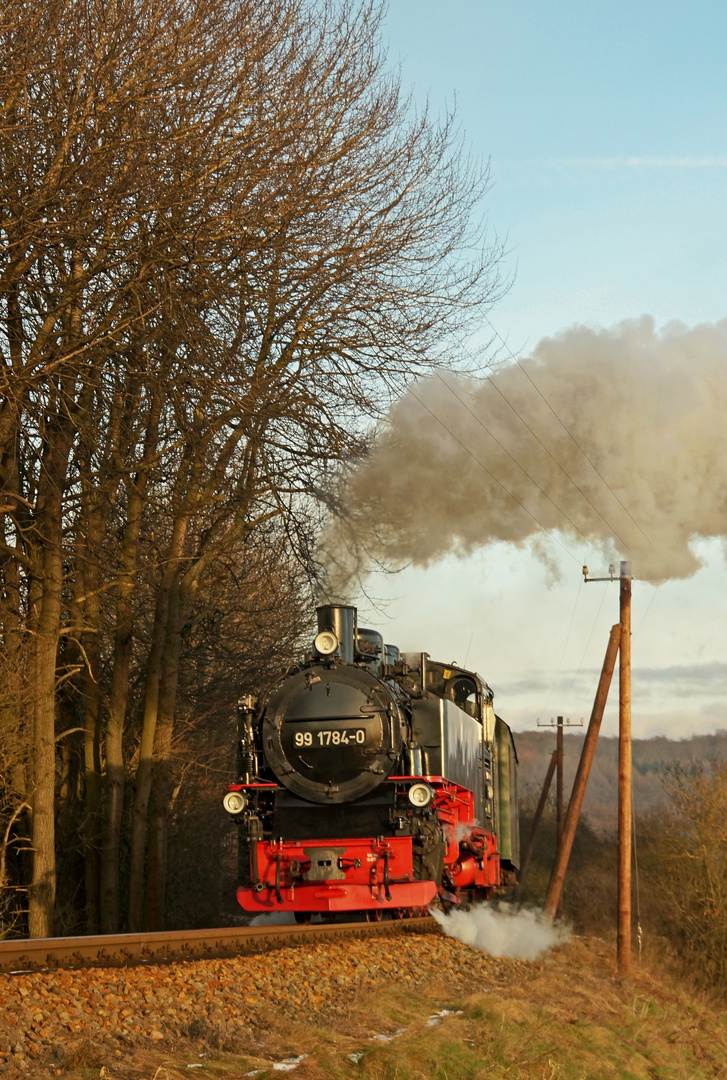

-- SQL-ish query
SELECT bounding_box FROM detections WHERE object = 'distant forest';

[516,729,727,832]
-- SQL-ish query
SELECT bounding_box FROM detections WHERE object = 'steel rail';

[0,916,438,973]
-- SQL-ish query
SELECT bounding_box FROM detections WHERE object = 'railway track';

[0,915,438,973]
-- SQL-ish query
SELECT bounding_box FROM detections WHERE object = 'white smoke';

[431,904,570,960]
[451,821,477,843]
[321,316,727,596]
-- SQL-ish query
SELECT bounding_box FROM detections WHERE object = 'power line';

[469,372,630,551]
[442,328,633,552]
[633,583,661,637]
[482,315,652,548]
[407,387,583,567]
[561,580,610,705]
[435,371,619,558]
[543,572,583,714]
[514,361,652,547]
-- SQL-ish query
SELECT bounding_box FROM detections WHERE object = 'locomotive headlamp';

[407,782,434,808]
[223,790,247,815]
[314,629,339,656]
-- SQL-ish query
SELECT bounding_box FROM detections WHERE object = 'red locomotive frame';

[229,776,502,917]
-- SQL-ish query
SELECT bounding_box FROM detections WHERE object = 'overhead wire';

[430,318,655,741]
[462,372,631,552]
[434,371,615,558]
[633,584,661,637]
[515,359,652,547]
[406,387,583,567]
[408,327,653,731]
[561,581,610,705]
[463,630,474,669]
[407,369,607,711]
[632,777,643,966]
[481,314,652,547]
[543,572,583,716]
[438,328,634,553]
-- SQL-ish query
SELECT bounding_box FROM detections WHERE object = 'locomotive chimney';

[316,604,357,663]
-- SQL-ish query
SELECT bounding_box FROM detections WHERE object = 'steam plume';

[321,316,727,594]
[431,904,569,960]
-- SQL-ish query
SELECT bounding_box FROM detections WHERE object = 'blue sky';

[351,1,727,740]
[384,0,727,343]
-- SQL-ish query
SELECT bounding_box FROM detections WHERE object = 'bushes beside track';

[517,762,727,995]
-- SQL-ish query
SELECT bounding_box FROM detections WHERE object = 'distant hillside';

[514,728,727,832]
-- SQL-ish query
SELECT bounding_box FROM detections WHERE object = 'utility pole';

[537,714,582,919]
[536,715,582,850]
[582,560,633,978]
[557,715,563,844]
[618,561,632,978]
[513,749,557,905]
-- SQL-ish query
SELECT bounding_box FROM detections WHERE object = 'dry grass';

[30,933,727,1080]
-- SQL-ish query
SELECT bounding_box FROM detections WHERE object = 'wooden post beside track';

[555,715,564,919]
[543,623,621,923]
[513,749,558,904]
[556,716,564,847]
[617,561,632,978]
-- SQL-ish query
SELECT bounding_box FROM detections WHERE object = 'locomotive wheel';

[294,912,311,925]
[392,907,409,920]
[366,908,383,922]
[321,913,336,924]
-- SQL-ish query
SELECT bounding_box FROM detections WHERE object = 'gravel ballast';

[0,930,523,1073]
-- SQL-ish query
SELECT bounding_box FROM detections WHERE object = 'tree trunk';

[101,399,161,932]
[127,512,190,932]
[27,411,75,938]
[81,515,103,934]
[145,579,184,931]
[100,489,140,932]
[28,516,62,937]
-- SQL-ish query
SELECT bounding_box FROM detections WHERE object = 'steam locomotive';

[223,605,519,920]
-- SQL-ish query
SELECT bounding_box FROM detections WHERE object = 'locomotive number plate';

[293,728,366,747]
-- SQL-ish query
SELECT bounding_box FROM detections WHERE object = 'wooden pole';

[544,624,621,923]
[513,749,558,904]
[617,561,632,977]
[556,716,564,845]
[555,714,564,919]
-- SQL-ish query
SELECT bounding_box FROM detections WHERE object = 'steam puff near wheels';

[432,905,570,961]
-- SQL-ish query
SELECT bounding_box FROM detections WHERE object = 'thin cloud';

[523,156,727,170]
[499,662,727,702]
[701,702,727,720]
[635,662,727,690]
[497,674,552,695]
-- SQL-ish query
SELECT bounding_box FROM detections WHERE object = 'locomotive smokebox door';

[262,665,403,803]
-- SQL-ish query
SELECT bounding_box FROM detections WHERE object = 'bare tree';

[643,764,727,990]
